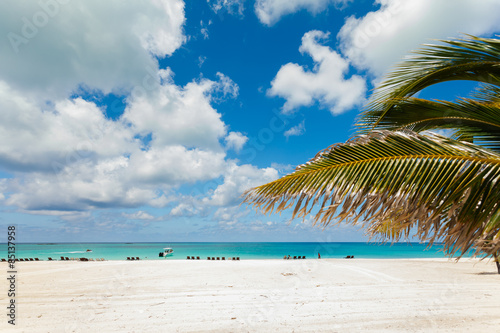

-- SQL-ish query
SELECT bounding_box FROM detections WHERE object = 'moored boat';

[159,247,174,257]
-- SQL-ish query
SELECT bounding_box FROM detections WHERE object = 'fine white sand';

[1,259,499,332]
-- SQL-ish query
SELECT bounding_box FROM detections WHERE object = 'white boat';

[159,247,174,257]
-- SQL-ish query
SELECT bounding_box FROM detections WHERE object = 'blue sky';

[0,0,499,243]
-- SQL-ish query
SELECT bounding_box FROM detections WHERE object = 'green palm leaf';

[357,97,500,151]
[244,131,500,257]
[358,35,500,132]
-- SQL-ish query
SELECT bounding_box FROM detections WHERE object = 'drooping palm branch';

[357,97,500,151]
[244,130,500,258]
[358,35,500,133]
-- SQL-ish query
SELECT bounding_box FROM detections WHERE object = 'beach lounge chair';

[1,258,6,262]
[212,257,215,260]
[236,257,240,260]
[196,256,200,260]
[187,256,190,259]
[232,257,236,260]
[48,257,53,261]
[127,257,131,260]
[65,257,70,261]
[222,257,225,260]
[217,257,220,260]
[136,257,140,260]
[29,258,34,261]
[207,257,211,260]
[25,258,29,261]
[293,256,297,259]
[20,259,24,262]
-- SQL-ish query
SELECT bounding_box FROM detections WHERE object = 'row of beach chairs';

[186,256,240,260]
[126,257,140,260]
[284,256,306,259]
[53,257,105,261]
[1,257,105,262]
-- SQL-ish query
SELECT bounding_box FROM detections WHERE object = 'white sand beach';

[1,259,499,332]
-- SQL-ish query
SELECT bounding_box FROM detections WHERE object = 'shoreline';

[1,259,499,332]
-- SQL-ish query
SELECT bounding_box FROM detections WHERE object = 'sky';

[0,0,499,243]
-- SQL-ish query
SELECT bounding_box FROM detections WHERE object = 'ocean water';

[0,242,472,261]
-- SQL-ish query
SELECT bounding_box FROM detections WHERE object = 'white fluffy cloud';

[225,132,248,152]
[205,163,278,207]
[128,147,227,185]
[269,30,366,115]
[255,0,350,26]
[123,69,229,151]
[338,0,500,77]
[0,0,185,100]
[284,121,305,138]
[0,69,238,211]
[0,81,135,172]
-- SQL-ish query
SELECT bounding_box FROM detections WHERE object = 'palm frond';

[243,131,500,257]
[470,83,500,103]
[357,97,500,151]
[358,35,500,132]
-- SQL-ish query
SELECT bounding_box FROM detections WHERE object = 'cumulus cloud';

[123,71,230,151]
[0,69,235,211]
[284,121,305,138]
[269,30,366,115]
[0,0,186,100]
[128,147,227,185]
[338,0,500,77]
[225,132,248,152]
[0,81,135,172]
[0,0,272,218]
[5,158,155,211]
[255,0,350,26]
[170,198,209,217]
[205,163,278,207]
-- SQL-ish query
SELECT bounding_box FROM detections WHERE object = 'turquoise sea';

[0,242,472,261]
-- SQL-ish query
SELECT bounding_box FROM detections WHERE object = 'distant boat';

[159,247,174,257]
[86,249,92,252]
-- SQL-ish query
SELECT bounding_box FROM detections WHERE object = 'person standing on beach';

[318,253,321,259]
